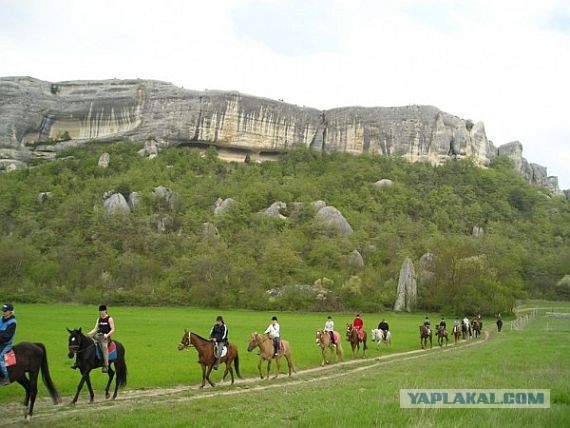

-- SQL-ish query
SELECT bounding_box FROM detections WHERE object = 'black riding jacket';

[378,321,389,331]
[210,323,228,344]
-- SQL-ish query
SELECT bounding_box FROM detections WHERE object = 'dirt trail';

[4,331,492,425]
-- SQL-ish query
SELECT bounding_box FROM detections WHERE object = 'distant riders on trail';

[210,316,228,369]
[87,305,115,373]
[0,303,16,386]
[264,316,281,356]
[423,317,431,335]
[496,313,503,332]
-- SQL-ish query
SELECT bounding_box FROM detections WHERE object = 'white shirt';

[264,322,280,338]
[324,320,334,331]
[463,318,469,326]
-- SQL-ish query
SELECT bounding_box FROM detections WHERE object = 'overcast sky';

[1,0,569,189]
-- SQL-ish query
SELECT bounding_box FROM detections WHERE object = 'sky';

[1,0,569,189]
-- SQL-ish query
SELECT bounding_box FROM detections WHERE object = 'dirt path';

[4,330,492,425]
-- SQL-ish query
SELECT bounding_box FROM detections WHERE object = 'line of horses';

[420,318,483,349]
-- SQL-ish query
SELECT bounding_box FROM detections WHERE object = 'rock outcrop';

[394,257,417,312]
[1,76,495,168]
[259,201,287,219]
[98,152,110,168]
[214,198,237,216]
[103,193,130,214]
[497,141,561,194]
[315,206,353,235]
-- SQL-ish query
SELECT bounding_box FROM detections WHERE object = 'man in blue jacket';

[0,303,16,386]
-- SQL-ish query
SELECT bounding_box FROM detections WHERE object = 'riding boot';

[213,357,220,370]
[0,377,9,386]
[0,362,9,386]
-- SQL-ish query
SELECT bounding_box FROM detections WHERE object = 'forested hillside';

[1,143,568,314]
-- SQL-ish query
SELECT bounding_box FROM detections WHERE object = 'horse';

[247,332,295,379]
[177,330,241,388]
[419,325,432,349]
[471,319,482,338]
[461,320,471,340]
[496,318,503,332]
[370,328,392,349]
[436,325,449,347]
[452,324,461,345]
[1,342,60,421]
[346,324,367,358]
[315,329,343,366]
[67,328,127,403]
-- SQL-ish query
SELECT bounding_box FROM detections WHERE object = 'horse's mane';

[190,332,211,342]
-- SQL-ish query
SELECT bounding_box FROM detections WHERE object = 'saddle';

[3,350,16,367]
[94,339,118,362]
[214,343,228,358]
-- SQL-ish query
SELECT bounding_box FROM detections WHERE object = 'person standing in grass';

[264,316,281,356]
[0,303,16,386]
[87,304,115,373]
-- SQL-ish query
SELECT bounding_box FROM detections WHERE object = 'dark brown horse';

[419,325,432,349]
[178,330,241,388]
[3,342,60,421]
[452,324,461,345]
[346,324,367,358]
[436,325,449,347]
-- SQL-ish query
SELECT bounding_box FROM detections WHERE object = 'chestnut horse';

[315,329,343,366]
[471,319,482,338]
[177,330,241,388]
[247,332,295,379]
[436,325,449,347]
[2,342,60,421]
[419,325,432,349]
[346,324,367,358]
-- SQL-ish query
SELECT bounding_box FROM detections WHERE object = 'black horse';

[67,328,127,403]
[3,342,60,421]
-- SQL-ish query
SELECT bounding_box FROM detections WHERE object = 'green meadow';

[3,302,569,427]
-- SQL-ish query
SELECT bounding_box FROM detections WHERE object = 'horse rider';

[264,316,281,356]
[378,319,389,340]
[87,304,115,373]
[324,316,336,345]
[496,313,503,332]
[453,317,460,332]
[423,317,431,335]
[477,314,483,329]
[0,303,16,386]
[352,314,364,340]
[209,315,228,369]
[439,317,447,333]
[463,315,470,329]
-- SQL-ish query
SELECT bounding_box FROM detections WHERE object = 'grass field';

[3,302,569,427]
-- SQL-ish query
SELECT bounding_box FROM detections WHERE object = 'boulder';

[128,192,141,210]
[214,197,237,216]
[37,192,52,203]
[315,206,353,235]
[201,222,220,240]
[103,193,130,214]
[312,200,327,211]
[137,139,160,158]
[259,201,287,219]
[348,249,364,268]
[157,214,174,233]
[98,152,110,168]
[374,179,394,188]
[394,257,417,312]
[472,225,484,238]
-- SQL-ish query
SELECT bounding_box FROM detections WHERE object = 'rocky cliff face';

[0,76,560,193]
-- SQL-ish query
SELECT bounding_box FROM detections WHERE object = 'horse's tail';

[34,343,61,404]
[115,343,128,388]
[234,350,242,379]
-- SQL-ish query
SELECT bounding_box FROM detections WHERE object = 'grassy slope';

[3,303,569,427]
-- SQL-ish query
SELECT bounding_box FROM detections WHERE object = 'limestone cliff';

[0,76,559,192]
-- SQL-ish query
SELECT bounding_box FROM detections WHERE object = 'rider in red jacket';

[352,314,364,340]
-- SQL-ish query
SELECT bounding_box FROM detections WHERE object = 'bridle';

[68,333,95,355]
[178,332,194,351]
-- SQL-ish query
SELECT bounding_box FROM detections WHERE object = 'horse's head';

[247,332,261,352]
[177,329,191,351]
[67,327,84,358]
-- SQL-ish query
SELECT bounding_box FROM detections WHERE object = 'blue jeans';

[0,344,12,379]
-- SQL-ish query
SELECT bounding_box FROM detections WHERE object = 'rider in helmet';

[378,319,389,340]
[439,317,447,333]
[352,314,364,340]
[87,304,115,373]
[0,303,16,386]
[423,316,431,335]
[209,315,228,370]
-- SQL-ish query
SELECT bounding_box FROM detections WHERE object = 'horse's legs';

[266,359,272,379]
[24,369,39,420]
[257,358,264,379]
[71,371,90,404]
[104,366,115,399]
[200,364,207,388]
[205,365,215,387]
[273,357,281,379]
[84,373,95,402]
